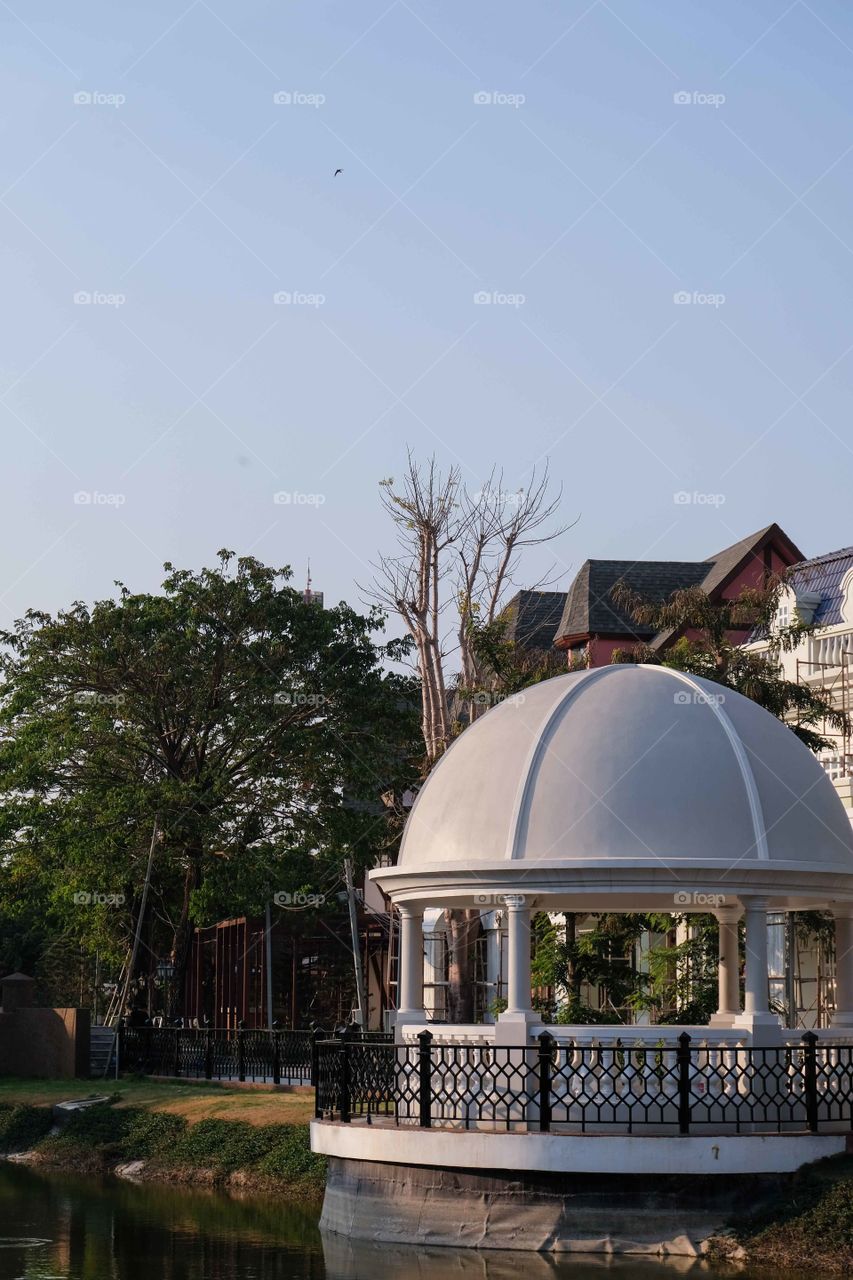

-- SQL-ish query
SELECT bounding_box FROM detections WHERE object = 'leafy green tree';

[610,574,849,751]
[0,552,418,998]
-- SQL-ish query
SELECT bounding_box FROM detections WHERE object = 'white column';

[496,895,537,1042]
[423,908,446,1020]
[736,896,780,1039]
[710,907,741,1027]
[481,909,504,1024]
[832,906,853,1029]
[505,896,531,1013]
[743,897,769,1014]
[396,905,426,1026]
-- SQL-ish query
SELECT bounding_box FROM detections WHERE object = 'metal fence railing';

[315,1030,853,1135]
[119,1025,393,1085]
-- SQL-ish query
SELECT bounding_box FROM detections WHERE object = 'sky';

[2,1,853,632]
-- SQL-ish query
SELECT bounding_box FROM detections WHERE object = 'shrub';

[56,1102,132,1152]
[123,1109,187,1158]
[172,1119,277,1172]
[0,1104,53,1152]
[168,1118,324,1186]
[255,1124,326,1185]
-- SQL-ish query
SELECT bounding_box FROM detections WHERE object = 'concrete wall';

[0,1007,90,1078]
[319,1154,803,1256]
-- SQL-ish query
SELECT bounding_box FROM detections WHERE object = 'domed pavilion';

[380,664,853,1041]
[313,666,853,1255]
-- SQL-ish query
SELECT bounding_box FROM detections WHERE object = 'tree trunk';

[170,850,202,1018]
[445,908,480,1022]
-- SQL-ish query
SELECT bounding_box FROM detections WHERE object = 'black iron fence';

[120,1025,392,1084]
[315,1030,853,1135]
[119,1025,317,1083]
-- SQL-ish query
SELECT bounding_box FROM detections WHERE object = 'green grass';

[0,1078,323,1195]
[0,1077,314,1125]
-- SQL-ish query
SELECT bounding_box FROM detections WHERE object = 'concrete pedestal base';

[320,1156,790,1256]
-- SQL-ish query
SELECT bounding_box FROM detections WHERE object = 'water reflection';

[0,1163,789,1280]
[0,1163,324,1280]
[322,1234,727,1279]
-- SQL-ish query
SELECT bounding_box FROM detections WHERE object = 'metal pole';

[786,912,797,1028]
[802,1031,819,1132]
[115,816,159,1025]
[677,1032,692,1135]
[344,857,368,1026]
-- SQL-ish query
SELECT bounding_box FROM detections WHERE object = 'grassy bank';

[710,1153,853,1275]
[0,1078,324,1199]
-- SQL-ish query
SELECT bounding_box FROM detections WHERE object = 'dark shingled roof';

[553,524,805,648]
[502,590,567,651]
[557,560,709,643]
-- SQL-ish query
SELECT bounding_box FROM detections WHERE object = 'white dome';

[397,666,853,881]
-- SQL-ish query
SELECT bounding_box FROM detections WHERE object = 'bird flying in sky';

[334,168,343,176]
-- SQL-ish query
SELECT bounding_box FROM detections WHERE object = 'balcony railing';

[315,1030,853,1135]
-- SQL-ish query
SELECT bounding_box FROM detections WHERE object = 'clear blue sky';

[2,1,853,624]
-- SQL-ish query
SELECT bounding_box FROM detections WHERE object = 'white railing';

[398,1021,853,1048]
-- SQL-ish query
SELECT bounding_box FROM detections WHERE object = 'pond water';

[0,1163,800,1280]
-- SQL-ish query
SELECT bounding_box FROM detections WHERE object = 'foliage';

[463,617,567,706]
[29,1099,325,1190]
[557,914,649,1023]
[156,1115,323,1184]
[610,575,850,752]
[530,911,720,1026]
[247,1124,325,1183]
[722,1154,853,1273]
[640,914,718,1025]
[0,552,419,993]
[0,1103,53,1152]
[122,1108,187,1156]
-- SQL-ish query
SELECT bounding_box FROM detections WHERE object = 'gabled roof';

[649,523,805,650]
[502,590,567,651]
[554,523,805,648]
[701,522,804,597]
[789,546,853,627]
[557,560,708,643]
